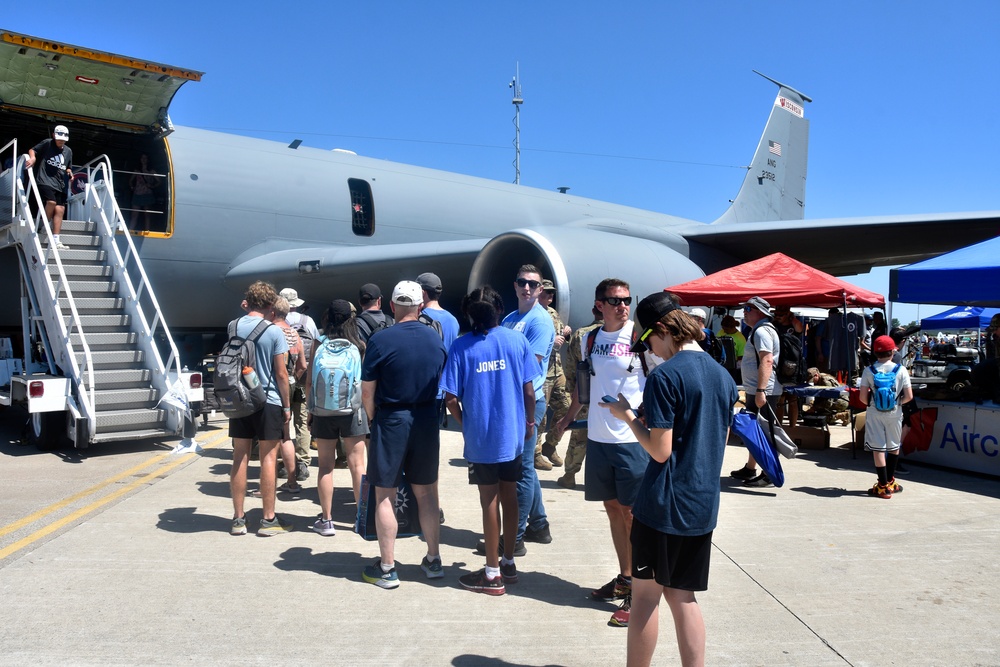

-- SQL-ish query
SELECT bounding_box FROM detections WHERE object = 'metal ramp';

[1,140,198,448]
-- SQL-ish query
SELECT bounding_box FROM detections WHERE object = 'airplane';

[2,29,998,367]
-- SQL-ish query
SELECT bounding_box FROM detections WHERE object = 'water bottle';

[242,366,260,390]
[576,359,591,405]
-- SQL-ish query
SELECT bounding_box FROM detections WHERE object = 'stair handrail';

[79,154,184,386]
[5,143,98,429]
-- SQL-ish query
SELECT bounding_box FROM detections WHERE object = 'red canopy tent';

[665,253,885,308]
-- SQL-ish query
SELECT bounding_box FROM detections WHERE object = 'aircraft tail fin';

[713,73,811,225]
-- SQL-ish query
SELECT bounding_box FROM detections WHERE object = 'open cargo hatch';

[0,29,202,136]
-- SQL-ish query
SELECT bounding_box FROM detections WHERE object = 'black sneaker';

[475,538,526,558]
[590,574,631,602]
[296,460,311,481]
[730,466,758,481]
[500,561,519,584]
[523,524,552,544]
[459,569,505,596]
[743,473,773,488]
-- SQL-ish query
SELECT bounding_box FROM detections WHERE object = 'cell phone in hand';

[602,395,617,404]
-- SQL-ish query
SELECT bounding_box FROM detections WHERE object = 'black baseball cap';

[359,283,381,304]
[631,292,679,353]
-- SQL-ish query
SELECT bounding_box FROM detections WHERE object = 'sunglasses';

[515,278,541,289]
[600,296,632,306]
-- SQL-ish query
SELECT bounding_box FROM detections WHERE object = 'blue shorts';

[468,456,522,485]
[311,408,370,440]
[229,403,284,442]
[367,404,440,487]
[584,439,647,506]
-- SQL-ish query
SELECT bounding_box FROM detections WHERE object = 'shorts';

[229,403,284,442]
[631,518,713,591]
[311,408,370,440]
[38,184,67,207]
[468,457,523,485]
[584,439,647,505]
[367,404,440,487]
[864,409,902,452]
[132,192,155,209]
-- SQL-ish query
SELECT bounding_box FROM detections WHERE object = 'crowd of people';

[220,272,913,667]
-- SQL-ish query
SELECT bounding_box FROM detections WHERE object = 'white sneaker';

[55,242,69,250]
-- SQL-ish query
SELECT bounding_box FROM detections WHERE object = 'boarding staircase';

[0,139,193,448]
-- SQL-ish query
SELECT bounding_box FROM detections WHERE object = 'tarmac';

[1,410,999,667]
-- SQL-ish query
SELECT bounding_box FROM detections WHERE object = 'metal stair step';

[46,248,107,263]
[74,349,144,368]
[90,368,153,389]
[93,388,160,409]
[59,296,125,312]
[94,408,167,433]
[60,280,119,294]
[90,428,175,445]
[71,331,138,348]
[57,234,102,248]
[48,264,114,278]
[65,314,131,331]
[60,220,96,234]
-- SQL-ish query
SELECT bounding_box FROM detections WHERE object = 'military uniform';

[556,319,602,488]
[803,371,849,424]
[537,306,572,469]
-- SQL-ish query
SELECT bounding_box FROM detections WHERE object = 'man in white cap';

[689,308,724,365]
[25,125,73,250]
[360,280,447,588]
[279,287,318,480]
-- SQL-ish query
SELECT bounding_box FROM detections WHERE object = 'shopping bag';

[731,409,785,487]
[756,402,798,459]
[355,474,423,540]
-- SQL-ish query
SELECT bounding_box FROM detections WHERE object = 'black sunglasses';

[515,278,541,289]
[601,296,632,306]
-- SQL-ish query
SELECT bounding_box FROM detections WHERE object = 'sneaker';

[257,515,292,536]
[534,453,553,471]
[230,515,247,536]
[524,524,552,544]
[556,474,576,490]
[868,482,892,499]
[542,443,564,467]
[743,473,773,488]
[296,460,311,481]
[278,482,303,494]
[886,478,904,494]
[730,466,758,481]
[591,574,631,602]
[500,561,519,584]
[608,593,631,627]
[459,569,505,596]
[362,559,400,589]
[440,508,446,524]
[421,556,444,579]
[895,462,910,475]
[312,516,336,536]
[476,538,526,558]
[55,241,70,250]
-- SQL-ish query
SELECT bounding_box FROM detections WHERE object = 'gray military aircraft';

[2,30,997,353]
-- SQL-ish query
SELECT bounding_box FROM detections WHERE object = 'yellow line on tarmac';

[0,430,229,541]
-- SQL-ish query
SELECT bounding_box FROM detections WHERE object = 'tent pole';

[843,291,851,384]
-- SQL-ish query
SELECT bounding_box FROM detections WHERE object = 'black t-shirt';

[31,139,72,192]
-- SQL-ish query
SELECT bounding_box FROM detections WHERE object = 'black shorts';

[39,184,67,207]
[229,404,285,442]
[631,518,713,592]
[468,456,523,485]
[311,408,370,440]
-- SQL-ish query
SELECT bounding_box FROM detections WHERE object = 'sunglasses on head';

[601,296,632,306]
[515,278,541,289]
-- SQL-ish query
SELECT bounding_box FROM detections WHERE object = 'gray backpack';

[213,319,272,419]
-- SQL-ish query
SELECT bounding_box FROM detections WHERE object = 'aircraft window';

[348,178,375,236]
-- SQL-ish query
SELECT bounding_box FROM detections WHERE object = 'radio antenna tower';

[509,63,523,184]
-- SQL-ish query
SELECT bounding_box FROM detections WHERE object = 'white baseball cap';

[689,307,707,321]
[391,280,423,306]
[53,125,69,140]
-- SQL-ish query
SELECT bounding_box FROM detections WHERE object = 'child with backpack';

[859,335,913,499]
[305,299,369,536]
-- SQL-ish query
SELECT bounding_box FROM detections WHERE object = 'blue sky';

[6,3,998,325]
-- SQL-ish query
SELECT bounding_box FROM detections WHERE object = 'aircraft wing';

[678,211,1000,276]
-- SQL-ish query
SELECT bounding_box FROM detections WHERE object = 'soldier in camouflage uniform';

[802,366,849,425]
[537,280,572,470]
[556,309,603,489]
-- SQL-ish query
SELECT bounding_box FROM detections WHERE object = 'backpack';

[213,319,272,419]
[701,328,726,365]
[418,311,444,339]
[870,363,901,412]
[309,337,363,417]
[755,322,807,385]
[358,311,393,341]
[579,325,649,403]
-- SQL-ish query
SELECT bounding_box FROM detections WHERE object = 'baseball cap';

[279,287,304,308]
[873,335,896,354]
[391,280,423,306]
[416,272,442,294]
[689,307,707,321]
[53,125,69,141]
[541,279,556,291]
[630,292,679,354]
[327,299,354,323]
[359,283,381,304]
[739,296,771,317]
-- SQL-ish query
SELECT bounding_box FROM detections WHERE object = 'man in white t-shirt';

[555,278,651,628]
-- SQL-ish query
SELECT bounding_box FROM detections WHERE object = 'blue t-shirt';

[634,350,739,536]
[423,306,461,400]
[233,315,289,406]
[439,327,541,463]
[361,321,447,406]
[501,304,554,393]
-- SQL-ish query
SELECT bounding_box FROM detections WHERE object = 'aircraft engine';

[468,226,706,329]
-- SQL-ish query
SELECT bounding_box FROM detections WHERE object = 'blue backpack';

[309,337,363,418]
[870,363,901,412]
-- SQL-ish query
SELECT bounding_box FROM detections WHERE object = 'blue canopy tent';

[889,236,1000,306]
[920,306,1000,331]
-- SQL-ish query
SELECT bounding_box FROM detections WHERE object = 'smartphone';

[601,395,617,404]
